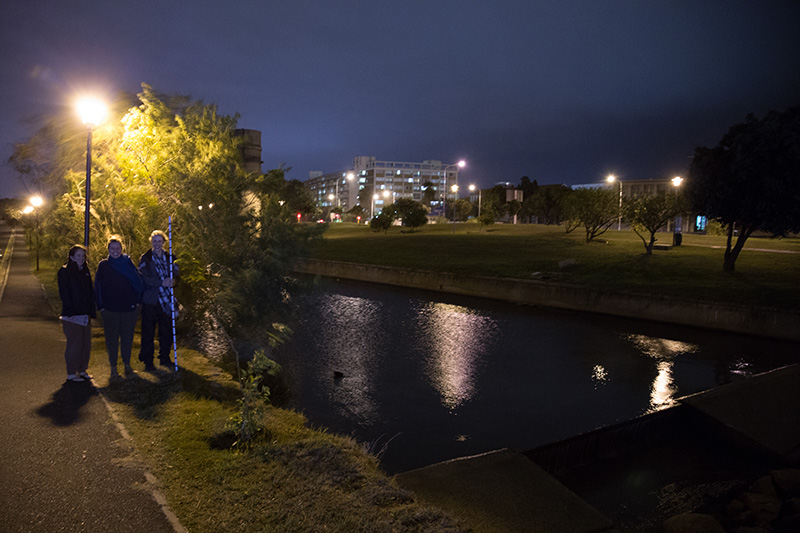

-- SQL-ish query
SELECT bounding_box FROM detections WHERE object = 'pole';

[84,127,92,247]
[168,216,178,372]
[617,180,622,231]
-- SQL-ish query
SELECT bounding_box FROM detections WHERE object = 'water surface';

[273,278,799,473]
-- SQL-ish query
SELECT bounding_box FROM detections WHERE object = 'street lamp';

[469,184,482,217]
[27,196,43,270]
[606,174,622,230]
[671,176,684,241]
[77,98,107,247]
[442,160,465,224]
[371,193,378,219]
[451,184,459,231]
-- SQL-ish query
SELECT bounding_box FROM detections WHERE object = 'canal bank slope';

[292,258,800,342]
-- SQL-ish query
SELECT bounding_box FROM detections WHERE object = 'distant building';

[305,156,464,217]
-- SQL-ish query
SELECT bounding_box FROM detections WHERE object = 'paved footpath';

[0,221,180,532]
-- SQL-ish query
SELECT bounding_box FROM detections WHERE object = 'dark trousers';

[138,303,173,364]
[101,309,139,368]
[62,319,92,375]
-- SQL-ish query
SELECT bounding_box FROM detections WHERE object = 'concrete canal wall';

[292,258,800,342]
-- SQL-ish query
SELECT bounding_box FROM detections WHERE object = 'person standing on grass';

[57,245,96,382]
[137,230,178,371]
[94,235,143,381]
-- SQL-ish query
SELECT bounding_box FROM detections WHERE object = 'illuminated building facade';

[305,156,463,217]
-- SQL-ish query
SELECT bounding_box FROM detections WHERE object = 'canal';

[271,277,799,474]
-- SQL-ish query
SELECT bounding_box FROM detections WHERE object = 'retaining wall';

[292,258,800,342]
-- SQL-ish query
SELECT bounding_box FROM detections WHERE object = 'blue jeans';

[101,308,139,369]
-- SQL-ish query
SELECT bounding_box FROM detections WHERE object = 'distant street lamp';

[671,176,684,240]
[28,195,43,270]
[606,174,622,230]
[371,194,378,219]
[77,98,107,247]
[469,184,482,217]
[442,160,466,227]
[451,184,459,231]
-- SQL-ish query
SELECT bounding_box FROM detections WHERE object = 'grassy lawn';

[35,260,462,532]
[308,223,800,310]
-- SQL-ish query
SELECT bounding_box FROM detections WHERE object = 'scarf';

[152,252,173,313]
[109,254,144,296]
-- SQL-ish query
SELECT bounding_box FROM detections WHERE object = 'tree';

[507,199,522,224]
[623,193,686,255]
[420,181,437,206]
[477,212,495,230]
[390,198,429,230]
[564,187,618,242]
[369,212,393,233]
[453,198,472,221]
[518,176,538,202]
[531,184,571,224]
[688,107,800,271]
[10,84,326,359]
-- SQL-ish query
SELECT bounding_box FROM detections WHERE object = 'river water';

[271,277,799,474]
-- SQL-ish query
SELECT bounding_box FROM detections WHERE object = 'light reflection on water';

[624,334,699,412]
[416,302,497,410]
[274,278,799,474]
[316,293,382,426]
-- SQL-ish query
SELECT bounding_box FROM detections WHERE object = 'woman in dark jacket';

[94,235,143,380]
[57,244,96,382]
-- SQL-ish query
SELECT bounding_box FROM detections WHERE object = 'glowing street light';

[442,160,465,230]
[27,195,44,270]
[671,176,684,240]
[606,174,622,231]
[469,184,482,217]
[77,97,107,247]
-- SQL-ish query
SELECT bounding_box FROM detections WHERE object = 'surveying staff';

[137,230,179,371]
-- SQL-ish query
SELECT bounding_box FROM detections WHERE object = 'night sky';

[2,1,799,199]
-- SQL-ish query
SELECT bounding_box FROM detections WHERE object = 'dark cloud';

[2,1,799,197]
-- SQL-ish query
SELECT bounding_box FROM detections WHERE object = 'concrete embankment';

[293,258,800,342]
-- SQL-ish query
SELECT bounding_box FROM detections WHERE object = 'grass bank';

[308,223,800,310]
[36,259,462,532]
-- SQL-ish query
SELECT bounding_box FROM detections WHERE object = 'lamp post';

[371,193,378,219]
[442,160,466,225]
[30,196,43,270]
[77,98,107,247]
[606,174,622,230]
[671,176,684,242]
[469,184,481,217]
[450,184,459,231]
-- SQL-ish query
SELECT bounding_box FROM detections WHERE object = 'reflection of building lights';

[317,294,381,424]
[591,365,608,386]
[625,334,697,412]
[417,302,496,410]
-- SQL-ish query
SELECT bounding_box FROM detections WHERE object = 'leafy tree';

[369,212,393,233]
[453,198,472,221]
[564,187,618,242]
[421,181,437,206]
[10,83,325,360]
[507,199,522,223]
[688,107,800,271]
[623,193,686,255]
[477,212,495,230]
[518,176,538,201]
[386,198,429,230]
[532,184,571,224]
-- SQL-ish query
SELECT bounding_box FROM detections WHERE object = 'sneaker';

[144,363,157,372]
[78,371,93,380]
[124,365,135,378]
[66,374,85,382]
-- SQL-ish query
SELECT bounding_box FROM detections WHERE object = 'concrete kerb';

[292,258,800,342]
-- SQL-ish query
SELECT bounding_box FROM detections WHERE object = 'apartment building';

[305,156,464,217]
